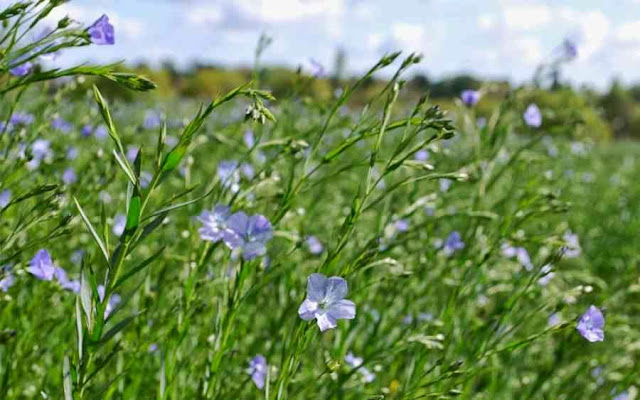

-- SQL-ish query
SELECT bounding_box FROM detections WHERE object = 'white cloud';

[186,0,344,27]
[391,23,425,53]
[510,36,543,64]
[615,20,640,43]
[503,4,551,31]
[477,14,497,31]
[185,5,223,25]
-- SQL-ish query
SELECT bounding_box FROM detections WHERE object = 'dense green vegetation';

[0,2,638,399]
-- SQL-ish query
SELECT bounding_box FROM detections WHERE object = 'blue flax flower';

[29,249,55,281]
[461,90,480,107]
[443,231,465,256]
[198,205,231,243]
[298,273,356,332]
[523,104,542,128]
[222,212,273,260]
[577,305,604,342]
[88,15,115,45]
[247,355,268,389]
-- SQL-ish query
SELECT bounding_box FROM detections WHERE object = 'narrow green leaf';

[125,192,141,233]
[63,356,72,400]
[113,247,165,290]
[100,313,141,344]
[73,197,109,263]
[75,297,84,361]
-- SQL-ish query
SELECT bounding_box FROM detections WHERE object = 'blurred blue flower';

[10,112,34,126]
[140,171,153,188]
[143,110,161,130]
[538,264,555,286]
[414,149,429,161]
[563,39,578,60]
[461,90,480,107]
[241,163,255,179]
[243,130,255,148]
[9,62,33,77]
[344,352,376,383]
[439,178,452,192]
[523,104,542,128]
[51,117,72,133]
[29,249,56,281]
[31,139,51,160]
[577,305,604,342]
[306,235,324,255]
[62,168,77,185]
[94,125,108,139]
[443,231,465,256]
[148,343,159,353]
[298,273,356,332]
[612,391,629,400]
[97,285,121,318]
[126,146,139,162]
[0,189,10,208]
[88,15,115,45]
[113,214,126,236]
[217,160,240,191]
[66,146,78,160]
[81,125,93,137]
[309,58,327,78]
[501,244,533,270]
[198,204,231,243]
[70,250,84,266]
[247,355,267,389]
[563,231,581,258]
[548,312,561,327]
[0,266,14,292]
[395,219,409,233]
[222,212,273,260]
[54,267,80,293]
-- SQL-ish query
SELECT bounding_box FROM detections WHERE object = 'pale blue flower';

[0,189,10,208]
[577,305,604,342]
[243,130,255,148]
[10,112,34,126]
[247,355,267,389]
[88,15,115,45]
[222,212,273,260]
[66,146,78,160]
[461,90,480,106]
[143,110,161,130]
[51,117,72,133]
[54,267,80,293]
[306,236,324,255]
[62,168,77,185]
[29,249,55,281]
[414,149,429,161]
[10,62,33,77]
[198,205,231,243]
[563,231,581,258]
[298,273,356,332]
[126,146,139,162]
[439,178,452,193]
[81,124,93,137]
[97,285,121,318]
[113,214,126,236]
[0,266,14,292]
[538,264,555,286]
[523,104,542,128]
[443,231,464,256]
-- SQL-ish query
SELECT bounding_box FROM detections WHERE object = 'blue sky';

[22,0,640,88]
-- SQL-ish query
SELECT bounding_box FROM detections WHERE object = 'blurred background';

[18,0,640,140]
